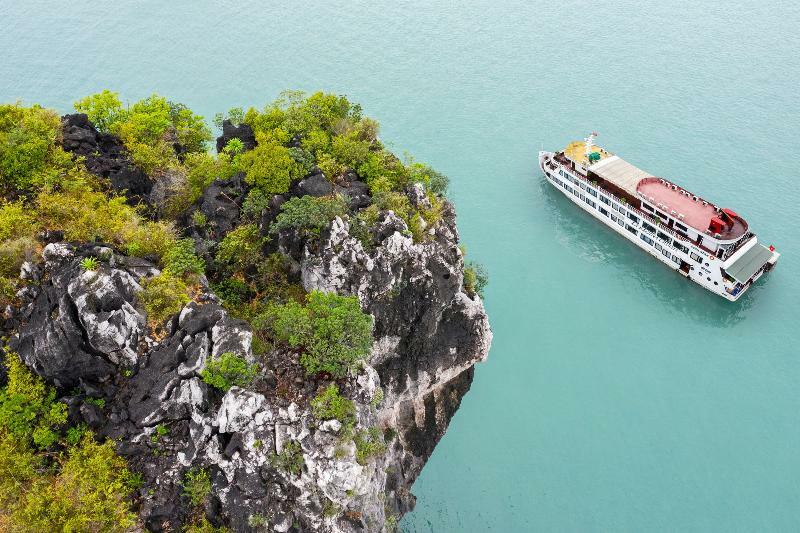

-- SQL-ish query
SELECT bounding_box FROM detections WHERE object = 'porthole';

[714,281,718,285]
[707,277,711,281]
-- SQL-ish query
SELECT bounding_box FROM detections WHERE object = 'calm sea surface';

[2,1,799,531]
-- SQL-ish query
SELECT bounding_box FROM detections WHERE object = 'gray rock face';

[7,197,490,532]
[11,243,151,388]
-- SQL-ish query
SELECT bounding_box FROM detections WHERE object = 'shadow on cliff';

[537,179,757,328]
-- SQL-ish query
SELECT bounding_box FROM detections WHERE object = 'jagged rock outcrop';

[3,112,491,532]
[61,114,154,203]
[216,119,257,153]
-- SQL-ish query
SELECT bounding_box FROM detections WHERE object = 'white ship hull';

[538,151,778,301]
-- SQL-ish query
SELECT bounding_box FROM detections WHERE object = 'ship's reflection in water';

[538,179,754,327]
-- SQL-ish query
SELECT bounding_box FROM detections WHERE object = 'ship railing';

[559,162,705,252]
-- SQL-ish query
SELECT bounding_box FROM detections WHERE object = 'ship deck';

[637,180,747,239]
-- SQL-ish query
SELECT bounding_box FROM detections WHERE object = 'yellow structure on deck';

[564,140,613,167]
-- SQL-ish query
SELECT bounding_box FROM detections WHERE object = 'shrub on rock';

[270,195,349,239]
[200,352,257,392]
[266,290,372,378]
[138,272,189,326]
[310,384,356,426]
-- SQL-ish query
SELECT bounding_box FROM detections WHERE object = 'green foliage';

[463,260,488,298]
[354,427,387,465]
[0,355,67,450]
[266,290,372,378]
[408,161,449,195]
[0,201,36,242]
[213,106,245,130]
[80,257,99,271]
[182,467,212,507]
[184,516,231,533]
[0,102,74,193]
[0,236,37,279]
[271,440,304,476]
[270,195,348,238]
[139,272,190,326]
[85,397,105,408]
[163,238,205,278]
[223,137,244,155]
[0,357,136,531]
[74,91,212,173]
[200,352,258,392]
[240,188,272,219]
[216,224,265,273]
[36,180,177,258]
[238,134,304,195]
[311,384,356,426]
[73,90,123,133]
[370,387,384,408]
[5,433,137,532]
[150,424,169,444]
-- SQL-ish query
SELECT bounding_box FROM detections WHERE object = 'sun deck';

[636,179,747,239]
[564,140,612,167]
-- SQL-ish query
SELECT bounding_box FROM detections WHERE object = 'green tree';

[162,238,205,278]
[266,290,373,377]
[0,355,68,450]
[463,260,488,298]
[310,384,356,426]
[139,272,190,326]
[216,224,265,273]
[270,195,348,238]
[7,434,137,532]
[0,103,74,193]
[238,135,304,195]
[200,352,258,392]
[73,90,124,133]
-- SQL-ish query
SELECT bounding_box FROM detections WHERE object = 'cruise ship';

[539,134,779,300]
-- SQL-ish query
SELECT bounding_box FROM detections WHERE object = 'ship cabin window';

[610,214,618,223]
[585,198,596,208]
[617,218,625,227]
[625,224,637,234]
[655,242,663,251]
[640,234,654,245]
[690,251,703,263]
[672,254,680,263]
[642,222,656,234]
[675,222,688,233]
[641,203,654,213]
[627,212,639,224]
[600,195,610,205]
[657,231,670,243]
[579,192,585,201]
[579,182,586,190]
[587,188,597,197]
[599,207,609,216]
[572,188,579,197]
[673,241,688,254]
[662,248,671,258]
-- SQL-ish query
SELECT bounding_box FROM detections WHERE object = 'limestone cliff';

[2,113,491,532]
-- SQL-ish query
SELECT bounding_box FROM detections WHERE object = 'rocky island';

[0,91,491,532]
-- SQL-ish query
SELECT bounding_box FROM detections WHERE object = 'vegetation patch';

[200,352,258,392]
[311,384,356,427]
[265,290,373,378]
[138,271,190,326]
[271,440,304,476]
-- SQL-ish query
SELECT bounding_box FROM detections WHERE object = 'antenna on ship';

[585,131,598,158]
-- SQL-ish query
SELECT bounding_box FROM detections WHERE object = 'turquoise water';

[2,1,799,531]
